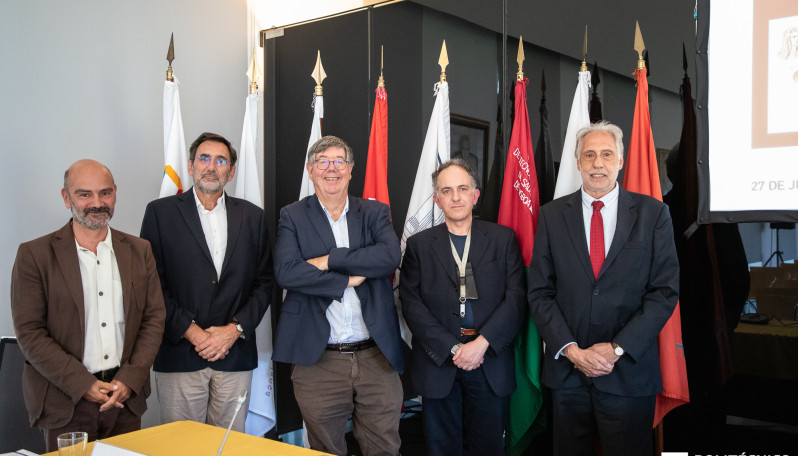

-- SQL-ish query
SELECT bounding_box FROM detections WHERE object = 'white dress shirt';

[319,197,371,343]
[555,183,620,359]
[194,190,228,278]
[76,227,124,373]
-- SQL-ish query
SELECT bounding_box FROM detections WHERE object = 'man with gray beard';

[11,159,165,451]
[140,132,273,432]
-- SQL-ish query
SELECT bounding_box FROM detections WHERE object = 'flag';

[500,78,544,456]
[160,78,191,197]
[535,71,556,206]
[363,84,389,205]
[396,81,450,346]
[298,94,323,199]
[622,66,689,426]
[553,70,591,199]
[480,85,511,223]
[589,61,604,124]
[235,92,275,436]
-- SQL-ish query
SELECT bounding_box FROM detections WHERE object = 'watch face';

[615,346,624,356]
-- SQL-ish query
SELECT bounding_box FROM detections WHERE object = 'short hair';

[574,121,624,159]
[432,158,479,196]
[189,132,237,166]
[306,135,354,165]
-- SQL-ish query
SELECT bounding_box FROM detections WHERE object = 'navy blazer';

[272,195,404,374]
[140,188,273,373]
[399,220,526,398]
[528,188,679,396]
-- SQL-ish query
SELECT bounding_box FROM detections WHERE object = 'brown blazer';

[10,221,165,429]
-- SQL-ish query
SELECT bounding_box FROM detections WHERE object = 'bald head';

[61,159,117,231]
[64,159,114,192]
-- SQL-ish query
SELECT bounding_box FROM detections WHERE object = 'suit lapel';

[306,195,338,252]
[563,192,595,282]
[601,189,636,277]
[111,229,134,333]
[346,197,363,250]
[52,222,87,336]
[221,193,241,275]
[177,188,214,265]
[467,220,488,269]
[431,224,458,285]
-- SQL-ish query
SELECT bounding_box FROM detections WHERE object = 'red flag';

[623,67,690,426]
[498,78,539,265]
[363,84,390,205]
[501,78,544,455]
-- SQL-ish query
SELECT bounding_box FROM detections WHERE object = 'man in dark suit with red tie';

[528,121,679,456]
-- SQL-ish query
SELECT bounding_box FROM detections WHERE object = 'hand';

[83,379,117,404]
[183,322,211,347]
[307,255,329,271]
[348,275,366,288]
[587,342,621,365]
[564,344,614,377]
[452,335,489,371]
[99,380,131,412]
[195,324,238,362]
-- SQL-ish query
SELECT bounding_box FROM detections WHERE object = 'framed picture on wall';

[450,114,490,193]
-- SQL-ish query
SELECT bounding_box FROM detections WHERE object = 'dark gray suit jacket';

[272,195,403,373]
[528,188,679,396]
[399,220,526,398]
[140,188,273,373]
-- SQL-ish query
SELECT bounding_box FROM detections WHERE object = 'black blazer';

[528,188,679,396]
[272,195,404,373]
[399,220,526,398]
[140,188,273,373]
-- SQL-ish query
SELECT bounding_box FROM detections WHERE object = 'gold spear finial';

[166,33,175,81]
[517,36,525,80]
[580,25,588,72]
[377,45,385,88]
[311,50,327,96]
[247,48,262,94]
[438,40,449,83]
[634,21,646,70]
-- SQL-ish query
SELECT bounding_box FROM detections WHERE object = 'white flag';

[159,79,192,197]
[553,70,591,199]
[298,95,323,199]
[396,81,451,346]
[234,93,275,436]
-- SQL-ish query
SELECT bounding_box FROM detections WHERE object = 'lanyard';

[448,227,472,318]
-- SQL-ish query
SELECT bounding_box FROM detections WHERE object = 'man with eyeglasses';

[140,132,274,432]
[273,135,404,455]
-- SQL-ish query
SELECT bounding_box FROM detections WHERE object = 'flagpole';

[160,33,191,198]
[298,51,326,200]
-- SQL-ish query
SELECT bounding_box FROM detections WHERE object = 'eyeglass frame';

[196,154,230,167]
[314,158,352,170]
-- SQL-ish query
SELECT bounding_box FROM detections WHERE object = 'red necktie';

[590,200,605,279]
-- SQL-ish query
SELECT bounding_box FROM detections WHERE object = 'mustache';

[202,171,219,179]
[84,206,111,214]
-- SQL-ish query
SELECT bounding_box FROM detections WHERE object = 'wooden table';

[43,421,328,456]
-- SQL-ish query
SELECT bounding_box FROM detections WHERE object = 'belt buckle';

[338,344,355,354]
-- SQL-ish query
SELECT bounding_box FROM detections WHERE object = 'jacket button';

[211,280,217,285]
[593,289,599,296]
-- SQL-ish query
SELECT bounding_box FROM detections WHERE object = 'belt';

[326,338,377,354]
[460,328,477,336]
[93,367,119,382]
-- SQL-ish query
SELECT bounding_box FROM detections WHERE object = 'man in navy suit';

[140,132,273,432]
[399,159,526,456]
[528,121,679,456]
[273,136,403,456]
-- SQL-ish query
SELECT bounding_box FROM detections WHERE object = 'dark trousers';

[551,385,655,456]
[43,398,141,452]
[423,366,507,456]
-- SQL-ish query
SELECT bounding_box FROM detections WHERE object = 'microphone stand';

[217,390,248,456]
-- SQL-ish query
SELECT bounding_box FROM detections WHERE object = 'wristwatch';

[611,342,624,357]
[451,343,463,356]
[234,321,245,339]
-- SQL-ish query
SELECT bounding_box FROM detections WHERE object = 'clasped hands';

[564,342,621,378]
[452,335,489,371]
[185,321,238,362]
[306,254,365,288]
[83,378,130,412]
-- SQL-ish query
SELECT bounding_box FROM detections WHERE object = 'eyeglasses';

[197,154,229,167]
[314,158,350,170]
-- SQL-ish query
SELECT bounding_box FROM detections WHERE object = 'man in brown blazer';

[10,159,165,451]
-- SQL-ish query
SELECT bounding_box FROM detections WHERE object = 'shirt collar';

[193,188,226,212]
[75,225,114,252]
[580,182,620,207]
[318,196,350,222]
